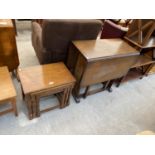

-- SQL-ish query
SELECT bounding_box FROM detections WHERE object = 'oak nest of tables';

[0,66,18,117]
[18,62,76,120]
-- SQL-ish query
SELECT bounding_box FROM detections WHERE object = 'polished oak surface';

[68,39,139,102]
[0,19,13,27]
[0,19,19,72]
[18,62,76,94]
[0,66,16,101]
[73,39,139,61]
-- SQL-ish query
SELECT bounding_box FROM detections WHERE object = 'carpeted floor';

[0,20,155,135]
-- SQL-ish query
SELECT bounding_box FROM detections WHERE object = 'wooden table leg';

[72,93,80,103]
[12,19,17,36]
[72,85,81,103]
[116,76,125,88]
[20,85,25,100]
[66,87,73,106]
[106,80,114,92]
[11,98,18,116]
[35,95,40,117]
[14,69,20,82]
[65,87,72,107]
[25,94,33,120]
[103,81,111,89]
[31,95,37,118]
[143,64,155,76]
[60,88,68,108]
[83,86,90,99]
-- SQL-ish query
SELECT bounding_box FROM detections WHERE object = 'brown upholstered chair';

[31,19,103,64]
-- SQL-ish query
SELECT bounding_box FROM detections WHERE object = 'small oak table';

[67,39,139,102]
[0,67,18,116]
[18,62,76,120]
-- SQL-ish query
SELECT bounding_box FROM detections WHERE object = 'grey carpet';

[0,20,155,135]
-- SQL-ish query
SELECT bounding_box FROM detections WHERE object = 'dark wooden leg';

[143,64,154,77]
[72,93,81,103]
[65,87,72,107]
[66,87,72,106]
[12,69,20,81]
[106,80,114,92]
[25,94,33,120]
[60,88,68,108]
[12,19,17,36]
[11,98,18,116]
[31,95,37,118]
[139,66,144,79]
[116,76,125,88]
[20,85,25,100]
[83,86,90,99]
[15,69,20,81]
[35,96,40,117]
[72,85,81,103]
[22,89,25,100]
[103,81,111,89]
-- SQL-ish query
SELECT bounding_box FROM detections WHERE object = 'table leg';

[35,95,40,117]
[66,87,73,106]
[31,95,37,118]
[11,98,18,116]
[83,86,90,99]
[116,77,125,88]
[64,87,72,107]
[143,64,155,76]
[106,80,114,92]
[60,88,68,108]
[72,85,81,103]
[72,93,81,103]
[25,94,33,120]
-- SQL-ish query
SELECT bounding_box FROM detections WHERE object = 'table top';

[0,19,13,28]
[18,62,76,94]
[0,67,16,101]
[73,39,139,62]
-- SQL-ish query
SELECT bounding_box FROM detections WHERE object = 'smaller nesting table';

[0,66,18,116]
[18,62,76,120]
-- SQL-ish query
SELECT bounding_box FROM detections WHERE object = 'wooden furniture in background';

[18,63,75,120]
[124,19,155,76]
[67,39,139,102]
[0,67,18,116]
[0,19,19,72]
[116,52,155,87]
[125,19,155,49]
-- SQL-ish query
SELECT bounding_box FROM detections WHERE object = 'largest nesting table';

[18,62,75,120]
